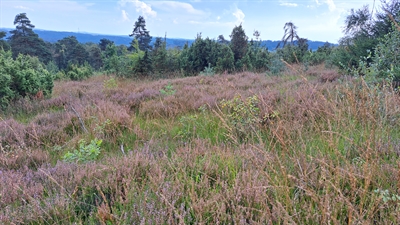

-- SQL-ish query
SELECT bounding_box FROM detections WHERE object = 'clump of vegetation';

[65,63,93,81]
[200,63,215,76]
[159,83,176,96]
[0,49,54,108]
[218,94,260,142]
[62,138,102,163]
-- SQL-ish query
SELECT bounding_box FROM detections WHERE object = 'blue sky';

[0,0,373,43]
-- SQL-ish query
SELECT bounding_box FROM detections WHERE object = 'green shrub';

[268,55,286,75]
[0,50,54,108]
[62,138,102,163]
[219,94,260,142]
[65,62,93,80]
[215,44,235,73]
[368,29,400,83]
[200,63,215,76]
[159,83,176,96]
[0,51,15,107]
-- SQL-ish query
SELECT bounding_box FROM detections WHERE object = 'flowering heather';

[1,68,400,224]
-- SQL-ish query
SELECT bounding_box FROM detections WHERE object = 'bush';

[346,28,400,86]
[0,51,14,107]
[0,50,54,108]
[219,94,260,143]
[267,55,286,75]
[63,138,102,163]
[65,62,93,80]
[368,28,400,83]
[215,44,235,73]
[276,45,303,64]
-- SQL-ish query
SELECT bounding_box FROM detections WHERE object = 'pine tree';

[8,13,52,63]
[99,39,114,51]
[129,16,152,51]
[229,24,248,62]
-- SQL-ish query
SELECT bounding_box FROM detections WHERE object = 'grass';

[1,66,400,224]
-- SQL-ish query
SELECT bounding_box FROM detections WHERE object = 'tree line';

[1,0,400,107]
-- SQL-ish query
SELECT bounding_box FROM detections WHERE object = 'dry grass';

[1,66,400,224]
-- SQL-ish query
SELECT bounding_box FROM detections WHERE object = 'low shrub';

[65,62,93,81]
[63,138,102,163]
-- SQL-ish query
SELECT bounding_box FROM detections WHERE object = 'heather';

[1,65,400,224]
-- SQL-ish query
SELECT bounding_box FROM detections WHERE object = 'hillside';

[0,28,334,50]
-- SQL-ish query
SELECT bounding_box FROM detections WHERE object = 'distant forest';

[0,27,333,50]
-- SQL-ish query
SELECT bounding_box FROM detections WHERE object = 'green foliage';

[152,37,168,74]
[246,44,271,72]
[8,13,52,63]
[230,24,248,63]
[219,94,260,142]
[0,49,54,107]
[135,49,153,75]
[93,118,112,137]
[62,138,102,163]
[236,52,252,71]
[368,29,400,83]
[160,83,176,96]
[65,63,93,81]
[178,35,221,76]
[0,51,14,107]
[99,38,114,51]
[215,44,235,73]
[268,55,286,75]
[0,31,10,51]
[175,109,224,144]
[277,44,305,64]
[129,16,152,51]
[46,60,59,75]
[103,77,118,89]
[304,43,333,66]
[176,114,201,141]
[200,63,215,76]
[103,43,134,77]
[345,28,400,86]
[86,44,103,70]
[54,36,90,70]
[333,2,399,72]
[374,189,400,204]
[331,34,378,72]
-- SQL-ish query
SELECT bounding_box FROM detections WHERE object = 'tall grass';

[1,67,400,224]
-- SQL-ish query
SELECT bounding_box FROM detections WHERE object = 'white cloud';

[232,7,245,24]
[121,10,130,22]
[280,2,298,7]
[119,0,157,18]
[313,0,336,12]
[14,5,33,11]
[151,1,204,15]
[325,0,336,12]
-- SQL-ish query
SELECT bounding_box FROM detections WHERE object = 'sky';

[0,0,375,43]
